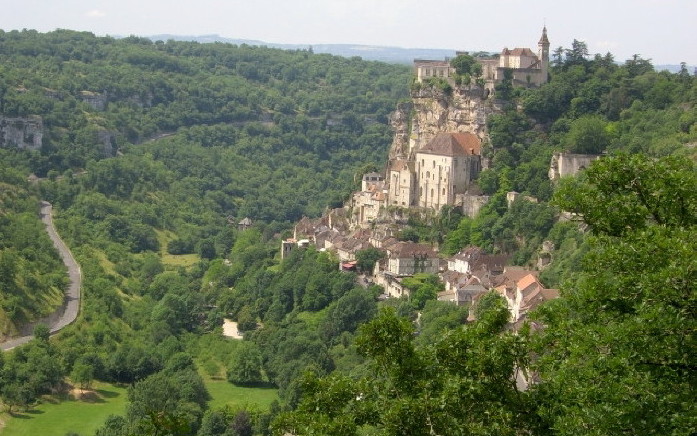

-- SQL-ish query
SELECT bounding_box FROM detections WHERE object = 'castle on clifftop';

[415,27,550,92]
[349,28,551,227]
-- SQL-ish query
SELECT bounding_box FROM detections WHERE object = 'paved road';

[0,201,81,351]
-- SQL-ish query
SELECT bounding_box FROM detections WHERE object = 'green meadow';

[1,377,278,435]
[0,382,128,436]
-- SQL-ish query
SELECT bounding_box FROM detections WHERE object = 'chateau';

[415,27,550,91]
[348,28,552,227]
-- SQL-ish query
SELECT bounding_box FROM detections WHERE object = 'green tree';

[533,154,697,435]
[355,247,385,273]
[33,323,51,342]
[320,288,377,342]
[401,273,443,310]
[554,154,696,236]
[274,305,536,435]
[126,368,209,434]
[227,342,264,386]
[564,114,611,154]
[71,360,95,390]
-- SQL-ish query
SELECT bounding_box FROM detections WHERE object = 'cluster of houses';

[270,27,570,324]
[280,213,558,325]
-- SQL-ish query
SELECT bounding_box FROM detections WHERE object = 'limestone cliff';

[0,115,43,150]
[388,85,500,160]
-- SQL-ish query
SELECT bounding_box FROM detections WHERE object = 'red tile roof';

[419,132,481,157]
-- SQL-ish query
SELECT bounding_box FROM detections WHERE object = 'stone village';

[0,27,599,326]
[275,27,600,325]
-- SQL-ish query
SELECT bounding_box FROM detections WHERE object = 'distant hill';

[655,64,696,74]
[147,34,460,64]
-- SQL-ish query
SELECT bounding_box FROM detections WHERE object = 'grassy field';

[197,355,279,411]
[0,382,128,436]
[204,378,279,411]
[155,229,201,268]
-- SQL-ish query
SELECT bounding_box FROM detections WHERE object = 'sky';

[1,0,695,66]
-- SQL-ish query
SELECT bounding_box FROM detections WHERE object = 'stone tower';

[538,26,550,83]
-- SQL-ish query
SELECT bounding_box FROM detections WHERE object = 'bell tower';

[538,26,550,83]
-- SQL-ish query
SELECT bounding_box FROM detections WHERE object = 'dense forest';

[0,30,695,436]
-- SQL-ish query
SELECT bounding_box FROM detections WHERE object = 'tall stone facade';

[387,132,481,211]
[415,132,481,210]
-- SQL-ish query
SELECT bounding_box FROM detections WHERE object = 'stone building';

[415,132,482,210]
[385,241,439,276]
[414,27,550,90]
[476,27,550,89]
[386,132,482,212]
[493,272,559,322]
[414,59,455,83]
[388,159,416,207]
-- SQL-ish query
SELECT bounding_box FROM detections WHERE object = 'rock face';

[388,85,499,161]
[0,115,43,150]
[79,91,107,111]
[96,129,117,157]
[549,152,600,180]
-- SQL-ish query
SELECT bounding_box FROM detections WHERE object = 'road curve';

[0,201,82,351]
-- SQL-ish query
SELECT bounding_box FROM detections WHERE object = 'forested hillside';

[1,28,410,221]
[0,30,694,436]
[435,43,697,286]
[0,166,66,336]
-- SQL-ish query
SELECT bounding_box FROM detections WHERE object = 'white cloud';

[84,10,106,18]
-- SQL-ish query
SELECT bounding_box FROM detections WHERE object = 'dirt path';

[222,319,243,339]
[0,201,81,351]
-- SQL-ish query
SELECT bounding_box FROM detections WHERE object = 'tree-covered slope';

[0,166,66,336]
[1,28,411,221]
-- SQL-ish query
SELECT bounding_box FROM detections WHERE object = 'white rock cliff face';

[388,85,500,160]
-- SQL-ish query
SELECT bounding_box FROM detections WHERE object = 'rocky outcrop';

[459,193,490,218]
[96,128,117,157]
[389,85,499,161]
[549,152,600,180]
[79,90,108,111]
[0,115,43,150]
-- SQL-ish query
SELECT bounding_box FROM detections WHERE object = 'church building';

[389,132,482,211]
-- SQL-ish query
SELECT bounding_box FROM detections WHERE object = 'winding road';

[0,201,81,351]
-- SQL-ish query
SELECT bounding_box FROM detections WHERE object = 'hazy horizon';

[1,0,696,65]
